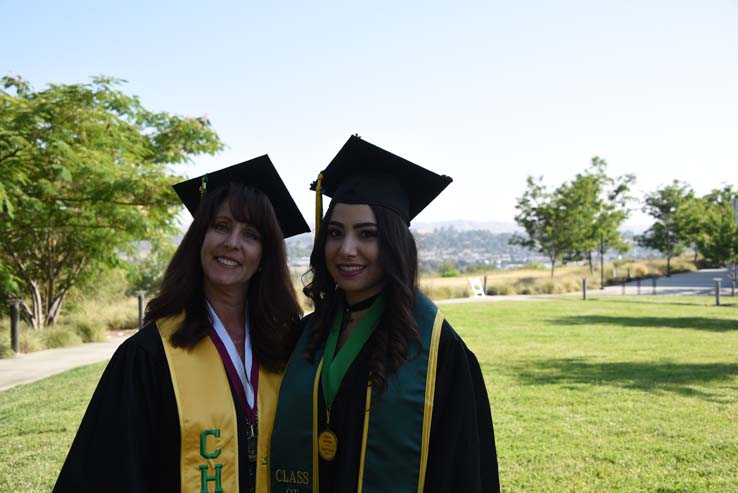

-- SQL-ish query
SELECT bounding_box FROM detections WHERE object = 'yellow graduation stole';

[160,315,239,493]
[159,315,285,493]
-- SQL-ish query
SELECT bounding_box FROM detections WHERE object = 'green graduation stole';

[269,292,444,493]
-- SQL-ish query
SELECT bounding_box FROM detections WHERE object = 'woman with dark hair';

[55,156,309,493]
[269,136,500,492]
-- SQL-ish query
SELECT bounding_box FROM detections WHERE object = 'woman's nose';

[338,235,357,256]
[224,230,240,248]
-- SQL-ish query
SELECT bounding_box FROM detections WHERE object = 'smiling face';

[200,201,263,300]
[324,203,385,305]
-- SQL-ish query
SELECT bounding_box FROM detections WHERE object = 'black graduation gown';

[317,319,500,493]
[53,323,254,493]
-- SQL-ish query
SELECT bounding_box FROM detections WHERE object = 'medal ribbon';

[320,293,385,410]
[207,302,259,422]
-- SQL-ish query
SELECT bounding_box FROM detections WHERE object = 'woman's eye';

[326,228,342,238]
[242,230,260,241]
[360,230,378,238]
[213,222,229,232]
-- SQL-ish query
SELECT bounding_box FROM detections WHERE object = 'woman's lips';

[216,256,240,267]
[337,264,366,277]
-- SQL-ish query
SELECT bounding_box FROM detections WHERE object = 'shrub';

[72,320,108,343]
[63,291,139,335]
[540,281,556,295]
[522,262,547,270]
[495,285,514,296]
[41,327,83,349]
[0,333,13,358]
[66,268,131,309]
[438,259,460,278]
[102,302,139,331]
[420,284,470,300]
[0,322,46,357]
[633,265,648,278]
[20,330,43,353]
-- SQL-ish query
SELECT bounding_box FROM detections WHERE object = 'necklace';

[346,293,382,313]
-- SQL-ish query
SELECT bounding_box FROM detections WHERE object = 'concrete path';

[0,332,131,392]
[599,267,735,296]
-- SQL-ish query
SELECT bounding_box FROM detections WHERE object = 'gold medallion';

[318,429,338,461]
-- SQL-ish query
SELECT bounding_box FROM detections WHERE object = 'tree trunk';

[46,293,66,326]
[588,252,594,274]
[19,300,34,327]
[550,258,556,279]
[600,238,605,289]
[27,280,43,330]
[6,246,43,329]
[18,286,43,330]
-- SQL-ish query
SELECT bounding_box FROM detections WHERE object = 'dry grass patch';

[420,256,698,299]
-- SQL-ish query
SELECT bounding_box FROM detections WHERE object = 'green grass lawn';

[0,362,105,491]
[1,296,737,492]
[441,295,738,492]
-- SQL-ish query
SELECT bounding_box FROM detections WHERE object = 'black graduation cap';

[173,155,310,238]
[311,135,453,225]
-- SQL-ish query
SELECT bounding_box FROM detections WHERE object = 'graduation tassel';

[198,174,208,202]
[314,172,324,241]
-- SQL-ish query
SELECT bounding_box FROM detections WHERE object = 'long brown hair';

[303,202,421,392]
[146,182,302,372]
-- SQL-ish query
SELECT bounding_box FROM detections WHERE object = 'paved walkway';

[599,267,735,296]
[1,268,734,392]
[0,332,131,392]
[438,268,736,303]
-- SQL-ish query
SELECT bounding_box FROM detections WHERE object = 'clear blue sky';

[3,0,737,227]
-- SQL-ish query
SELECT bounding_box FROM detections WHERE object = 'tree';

[0,75,223,328]
[558,158,634,275]
[686,186,738,286]
[512,158,634,281]
[556,169,601,268]
[587,158,634,287]
[126,237,178,295]
[511,176,573,278]
[639,181,694,276]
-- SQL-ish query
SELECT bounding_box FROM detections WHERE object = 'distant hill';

[411,220,520,233]
[285,223,661,272]
[411,219,650,235]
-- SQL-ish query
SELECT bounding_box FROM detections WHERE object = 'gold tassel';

[314,172,324,241]
[199,175,208,202]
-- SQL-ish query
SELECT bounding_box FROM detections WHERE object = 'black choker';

[346,293,381,313]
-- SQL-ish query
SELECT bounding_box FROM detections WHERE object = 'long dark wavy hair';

[303,202,421,393]
[145,182,302,372]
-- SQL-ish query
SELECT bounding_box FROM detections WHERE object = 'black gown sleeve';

[425,320,500,493]
[53,324,180,493]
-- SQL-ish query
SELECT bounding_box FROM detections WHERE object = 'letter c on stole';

[200,429,221,459]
